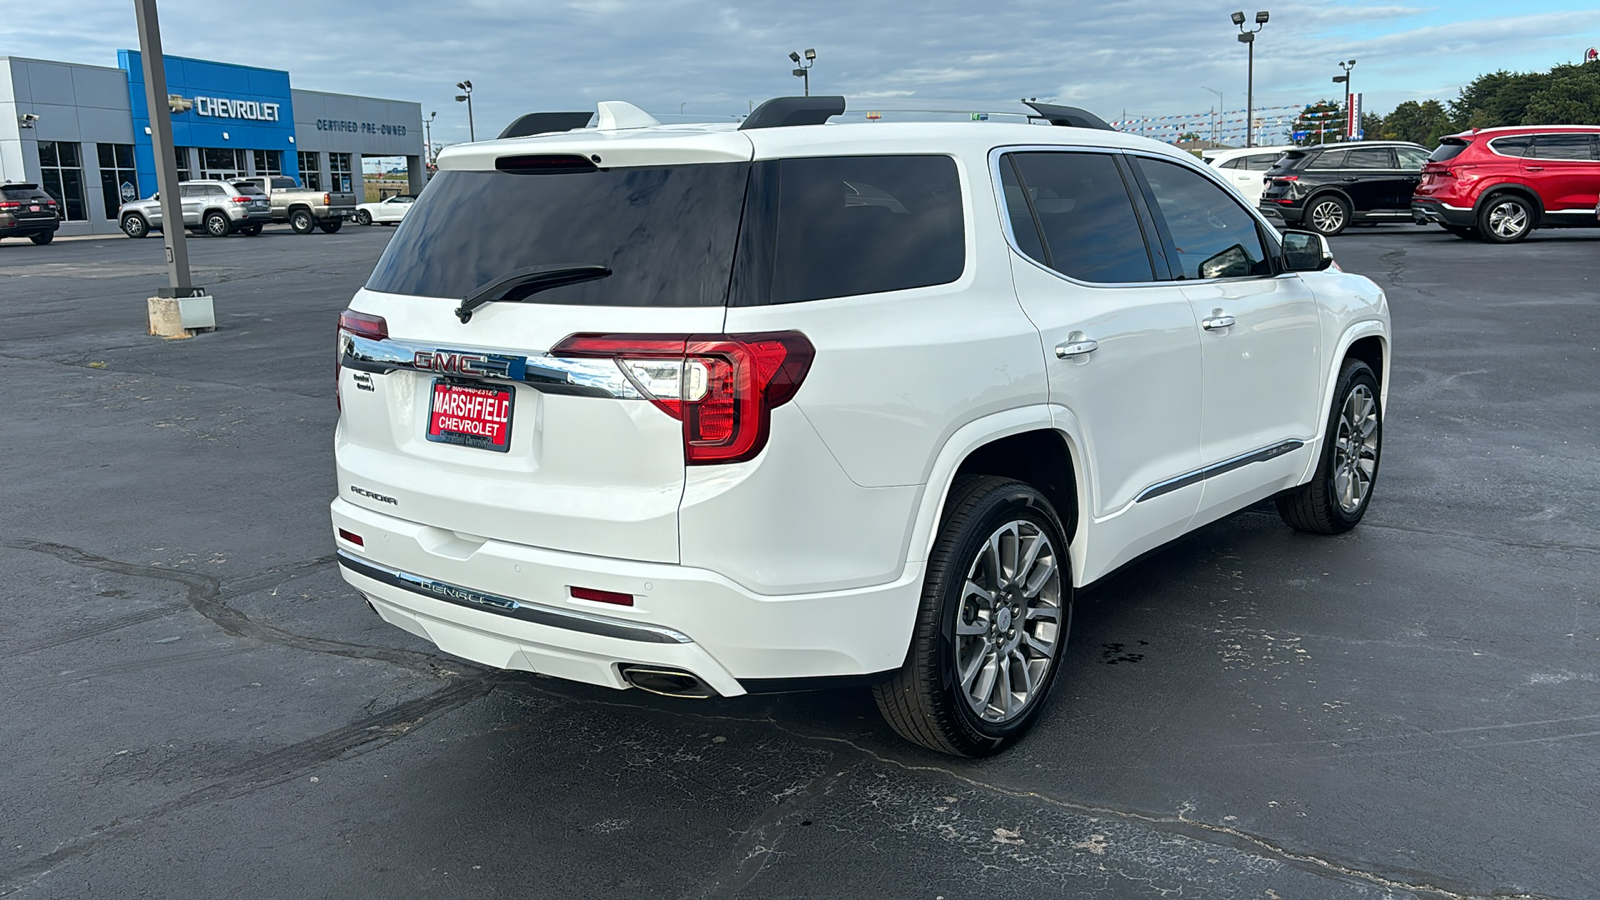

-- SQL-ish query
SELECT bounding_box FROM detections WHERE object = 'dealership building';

[1,52,424,236]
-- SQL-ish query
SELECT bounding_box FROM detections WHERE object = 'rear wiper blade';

[455,265,612,323]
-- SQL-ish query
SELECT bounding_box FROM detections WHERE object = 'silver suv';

[118,180,272,238]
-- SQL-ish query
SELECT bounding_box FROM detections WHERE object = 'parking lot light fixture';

[455,80,475,142]
[1336,60,1357,140]
[1232,10,1270,147]
[789,49,815,96]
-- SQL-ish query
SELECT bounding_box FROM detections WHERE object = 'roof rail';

[498,111,594,140]
[741,96,846,130]
[1022,101,1113,130]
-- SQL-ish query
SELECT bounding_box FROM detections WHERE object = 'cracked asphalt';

[1,221,1597,899]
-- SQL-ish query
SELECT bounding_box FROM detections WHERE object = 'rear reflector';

[337,528,365,546]
[570,586,634,606]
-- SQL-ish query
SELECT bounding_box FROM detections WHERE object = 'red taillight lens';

[552,331,815,465]
[569,586,633,606]
[323,193,332,205]
[1272,175,1299,182]
[231,196,252,203]
[338,309,389,341]
[0,201,21,210]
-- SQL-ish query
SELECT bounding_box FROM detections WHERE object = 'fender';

[1299,317,1389,483]
[903,404,1093,586]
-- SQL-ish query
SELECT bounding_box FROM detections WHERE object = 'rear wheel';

[318,219,343,234]
[874,476,1071,757]
[1307,195,1351,236]
[1276,359,1381,534]
[121,214,149,238]
[1478,194,1533,243]
[29,231,54,245]
[204,211,230,237]
[355,209,372,225]
[289,208,315,234]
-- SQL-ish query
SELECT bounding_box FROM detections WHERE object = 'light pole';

[455,80,474,142]
[423,110,437,167]
[1231,10,1269,148]
[1200,86,1224,144]
[1332,59,1356,140]
[789,48,815,96]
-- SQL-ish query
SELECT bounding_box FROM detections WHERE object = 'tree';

[1380,100,1457,146]
[1450,69,1552,128]
[1360,111,1382,139]
[1523,62,1600,124]
[1291,99,1343,145]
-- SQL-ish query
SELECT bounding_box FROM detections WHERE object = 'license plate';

[427,379,513,452]
[29,205,40,211]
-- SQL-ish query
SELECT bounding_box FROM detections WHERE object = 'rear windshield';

[366,163,749,306]
[270,177,298,189]
[1429,140,1470,162]
[0,185,46,200]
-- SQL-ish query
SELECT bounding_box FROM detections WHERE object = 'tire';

[318,219,342,234]
[204,211,230,237]
[241,224,262,236]
[355,209,372,225]
[29,231,55,245]
[122,214,149,239]
[1478,193,1534,243]
[873,476,1072,757]
[1306,195,1352,236]
[1276,359,1382,534]
[289,208,315,234]
[1442,224,1479,240]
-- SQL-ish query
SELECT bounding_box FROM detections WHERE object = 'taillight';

[336,310,388,407]
[0,201,20,210]
[1272,175,1299,182]
[552,331,815,465]
[230,196,251,203]
[323,193,332,205]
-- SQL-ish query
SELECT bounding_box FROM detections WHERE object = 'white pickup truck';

[235,176,358,234]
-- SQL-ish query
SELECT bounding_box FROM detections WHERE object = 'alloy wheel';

[1333,384,1380,513]
[1310,200,1345,234]
[953,519,1064,724]
[1486,200,1528,240]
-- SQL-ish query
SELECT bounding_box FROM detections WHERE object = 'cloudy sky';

[5,0,1598,144]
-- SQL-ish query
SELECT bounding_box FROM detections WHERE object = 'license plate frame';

[426,378,514,452]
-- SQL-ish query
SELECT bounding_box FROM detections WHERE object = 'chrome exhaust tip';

[620,665,718,699]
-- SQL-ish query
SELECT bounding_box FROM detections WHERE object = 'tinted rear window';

[764,155,964,304]
[1429,140,1470,162]
[1002,152,1155,284]
[366,163,750,306]
[0,186,47,200]
[1489,136,1532,157]
[270,177,298,189]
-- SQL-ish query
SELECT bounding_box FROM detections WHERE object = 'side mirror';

[1282,230,1335,272]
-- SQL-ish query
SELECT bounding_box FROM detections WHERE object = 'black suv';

[1260,142,1431,235]
[0,183,62,245]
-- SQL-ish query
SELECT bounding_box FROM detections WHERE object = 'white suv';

[332,98,1389,757]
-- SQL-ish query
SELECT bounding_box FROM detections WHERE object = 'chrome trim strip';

[336,550,693,645]
[340,334,641,399]
[1135,439,1306,503]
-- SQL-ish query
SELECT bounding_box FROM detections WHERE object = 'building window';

[38,141,88,221]
[200,147,246,180]
[328,152,354,193]
[252,149,282,176]
[174,146,193,181]
[97,143,139,219]
[297,151,322,190]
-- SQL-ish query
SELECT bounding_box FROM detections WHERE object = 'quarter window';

[1136,158,1272,281]
[1244,154,1280,171]
[1308,150,1348,169]
[38,141,88,221]
[97,143,138,220]
[1489,136,1532,157]
[1001,152,1156,284]
[1396,148,1431,170]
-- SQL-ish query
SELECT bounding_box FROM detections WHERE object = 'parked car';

[118,179,272,238]
[355,194,414,225]
[233,175,357,234]
[1206,145,1293,206]
[1259,141,1432,235]
[332,98,1390,757]
[0,183,61,244]
[1412,125,1600,242]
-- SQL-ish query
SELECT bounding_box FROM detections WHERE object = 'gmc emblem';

[414,350,498,376]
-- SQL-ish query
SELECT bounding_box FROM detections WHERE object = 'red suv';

[1412,125,1600,242]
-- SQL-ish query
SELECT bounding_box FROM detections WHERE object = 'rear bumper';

[1411,199,1475,227]
[1260,199,1303,225]
[330,498,919,696]
[0,218,60,237]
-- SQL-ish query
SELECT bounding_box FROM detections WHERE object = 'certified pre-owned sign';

[192,95,282,122]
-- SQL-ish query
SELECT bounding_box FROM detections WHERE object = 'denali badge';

[350,485,398,505]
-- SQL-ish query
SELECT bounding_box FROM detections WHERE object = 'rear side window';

[1136,158,1273,281]
[1489,136,1532,157]
[1001,152,1155,284]
[1429,140,1470,162]
[1345,148,1395,169]
[366,163,750,306]
[1219,158,1244,170]
[1244,154,1280,171]
[1308,150,1348,169]
[1531,134,1597,160]
[764,156,964,304]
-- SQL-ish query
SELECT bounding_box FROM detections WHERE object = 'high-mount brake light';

[552,332,815,464]
[495,154,599,174]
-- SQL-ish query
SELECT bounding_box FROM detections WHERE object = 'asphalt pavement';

[1,221,1596,899]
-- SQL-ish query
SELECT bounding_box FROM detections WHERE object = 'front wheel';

[355,210,372,225]
[874,476,1071,757]
[289,208,315,234]
[1276,359,1382,534]
[122,214,150,238]
[1307,195,1351,236]
[204,211,230,237]
[318,219,342,234]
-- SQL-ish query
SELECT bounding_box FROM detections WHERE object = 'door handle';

[1055,338,1099,359]
[1341,177,1359,182]
[1202,314,1236,331]
[1526,166,1545,172]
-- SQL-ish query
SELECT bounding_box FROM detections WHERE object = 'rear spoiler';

[1021,101,1113,130]
[498,112,594,140]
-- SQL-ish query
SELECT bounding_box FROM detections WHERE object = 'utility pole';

[423,110,436,168]
[1333,60,1357,140]
[1201,86,1224,145]
[455,81,475,141]
[133,0,197,299]
[1232,11,1270,148]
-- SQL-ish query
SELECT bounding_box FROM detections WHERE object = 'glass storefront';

[200,147,246,181]
[38,141,88,221]
[97,143,139,218]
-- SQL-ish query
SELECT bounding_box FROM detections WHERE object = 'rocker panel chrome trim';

[1136,439,1306,503]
